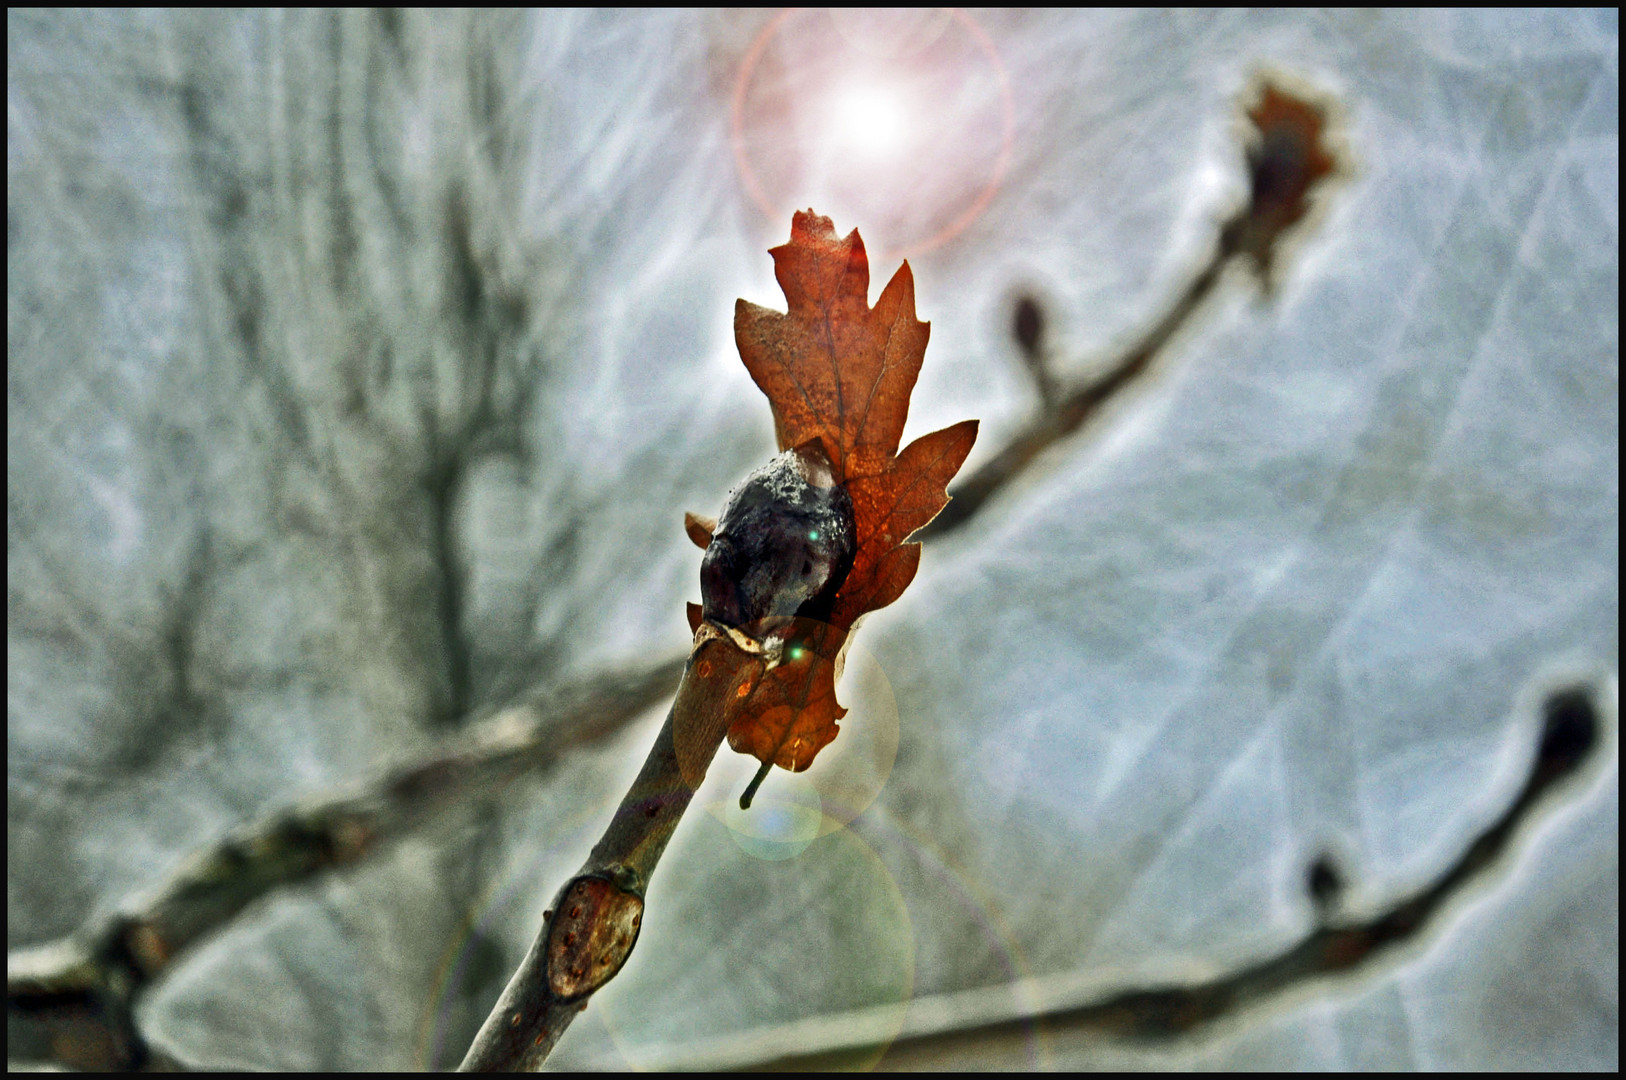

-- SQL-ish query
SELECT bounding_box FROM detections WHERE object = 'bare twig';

[925,211,1242,539]
[459,625,769,1070]
[6,654,684,1071]
[555,683,1612,1070]
[928,77,1341,539]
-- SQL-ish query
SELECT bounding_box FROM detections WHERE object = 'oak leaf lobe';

[715,210,978,776]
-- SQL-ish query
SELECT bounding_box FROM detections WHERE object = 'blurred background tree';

[8,9,1617,1070]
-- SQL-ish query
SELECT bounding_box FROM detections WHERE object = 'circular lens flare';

[828,78,911,164]
[731,8,1014,260]
[595,816,915,1070]
[830,8,953,60]
[704,631,899,846]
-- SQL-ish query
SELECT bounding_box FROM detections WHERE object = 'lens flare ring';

[731,8,1015,259]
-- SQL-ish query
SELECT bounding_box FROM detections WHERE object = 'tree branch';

[540,683,1612,1070]
[928,78,1341,539]
[924,207,1248,540]
[459,624,769,1070]
[6,654,683,1072]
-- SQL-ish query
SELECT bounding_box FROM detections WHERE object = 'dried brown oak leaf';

[1236,82,1339,277]
[718,210,978,772]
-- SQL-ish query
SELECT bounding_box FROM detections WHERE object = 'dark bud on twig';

[1307,855,1343,919]
[1011,293,1057,412]
[1536,686,1599,783]
[1227,81,1338,283]
[1013,294,1044,360]
[700,442,856,634]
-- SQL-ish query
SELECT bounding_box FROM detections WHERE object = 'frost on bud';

[700,441,855,634]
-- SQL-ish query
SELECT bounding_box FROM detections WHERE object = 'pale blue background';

[8,9,1617,1069]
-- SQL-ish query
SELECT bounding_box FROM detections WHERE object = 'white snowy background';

[8,8,1617,1070]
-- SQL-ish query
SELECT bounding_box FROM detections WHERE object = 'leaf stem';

[739,759,773,810]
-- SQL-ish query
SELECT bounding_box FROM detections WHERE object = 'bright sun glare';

[827,79,910,163]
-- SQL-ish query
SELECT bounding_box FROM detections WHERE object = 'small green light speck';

[808,530,819,541]
[790,647,804,661]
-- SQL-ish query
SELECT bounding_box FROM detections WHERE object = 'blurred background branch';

[8,60,1345,1071]
[9,9,1616,1072]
